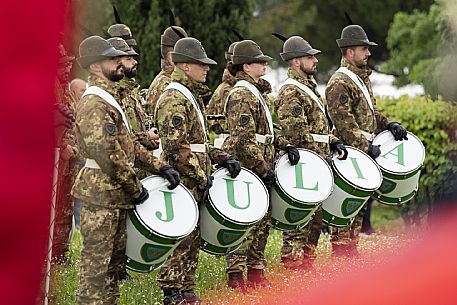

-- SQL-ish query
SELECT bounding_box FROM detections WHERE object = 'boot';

[247,267,272,289]
[181,290,201,304]
[163,288,184,305]
[227,272,246,293]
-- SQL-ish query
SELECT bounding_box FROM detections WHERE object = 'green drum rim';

[270,217,310,231]
[205,201,250,230]
[200,238,243,255]
[129,211,180,245]
[126,257,164,273]
[381,167,421,180]
[273,184,320,209]
[371,189,417,205]
[322,210,351,227]
[334,172,374,197]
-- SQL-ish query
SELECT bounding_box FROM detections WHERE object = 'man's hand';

[387,122,408,141]
[368,144,381,159]
[132,185,149,205]
[159,165,180,190]
[222,156,241,178]
[285,145,300,165]
[261,169,276,189]
[330,140,348,160]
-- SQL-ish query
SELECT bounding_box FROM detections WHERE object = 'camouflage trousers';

[226,209,272,273]
[52,170,75,263]
[158,226,200,291]
[330,200,369,248]
[79,203,127,305]
[281,207,323,263]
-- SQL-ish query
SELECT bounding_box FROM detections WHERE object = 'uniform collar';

[171,67,211,98]
[116,78,139,98]
[87,75,118,96]
[235,71,272,94]
[222,68,237,86]
[287,68,317,90]
[341,57,372,81]
[162,62,174,77]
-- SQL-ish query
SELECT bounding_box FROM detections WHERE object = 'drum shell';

[200,201,253,255]
[126,211,181,272]
[270,185,321,231]
[322,147,382,227]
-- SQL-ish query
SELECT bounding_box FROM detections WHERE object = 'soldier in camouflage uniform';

[206,41,238,144]
[108,37,160,180]
[52,44,78,264]
[107,23,138,49]
[326,25,407,257]
[155,37,241,305]
[146,26,188,121]
[223,40,300,291]
[275,36,348,269]
[71,36,180,305]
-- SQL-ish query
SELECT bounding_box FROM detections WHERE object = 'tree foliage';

[76,0,257,90]
[382,2,457,100]
[248,0,433,81]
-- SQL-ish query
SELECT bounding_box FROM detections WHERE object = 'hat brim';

[171,52,217,65]
[336,38,378,48]
[125,38,137,46]
[280,49,321,61]
[77,49,127,69]
[232,54,272,65]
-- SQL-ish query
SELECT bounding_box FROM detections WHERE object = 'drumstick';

[146,169,230,193]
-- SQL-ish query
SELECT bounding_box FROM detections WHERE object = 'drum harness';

[282,78,331,144]
[225,80,275,145]
[81,86,134,169]
[336,67,376,142]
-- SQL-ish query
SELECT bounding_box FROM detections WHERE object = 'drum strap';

[310,134,330,143]
[336,67,374,112]
[361,130,375,141]
[232,80,275,143]
[82,86,132,170]
[189,143,207,153]
[165,82,208,142]
[282,78,325,114]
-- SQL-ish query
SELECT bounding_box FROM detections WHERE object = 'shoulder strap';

[165,82,208,142]
[336,67,374,112]
[233,80,274,137]
[282,78,325,114]
[82,86,131,133]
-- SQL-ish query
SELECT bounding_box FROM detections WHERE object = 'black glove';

[222,156,241,178]
[367,144,381,159]
[261,169,276,189]
[285,145,300,165]
[387,122,408,141]
[132,185,149,205]
[199,175,214,193]
[159,165,180,190]
[330,140,348,160]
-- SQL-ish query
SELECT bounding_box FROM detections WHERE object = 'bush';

[377,95,457,221]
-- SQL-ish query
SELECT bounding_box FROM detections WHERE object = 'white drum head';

[372,131,425,174]
[136,175,198,239]
[333,146,382,191]
[275,149,333,204]
[208,167,269,225]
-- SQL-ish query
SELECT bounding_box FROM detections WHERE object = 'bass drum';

[126,175,198,272]
[200,167,269,255]
[322,146,382,227]
[271,148,333,231]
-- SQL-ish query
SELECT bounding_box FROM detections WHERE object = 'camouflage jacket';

[223,71,289,176]
[155,67,230,201]
[145,63,174,122]
[326,58,389,152]
[117,78,148,133]
[276,68,338,157]
[206,68,237,134]
[72,75,165,209]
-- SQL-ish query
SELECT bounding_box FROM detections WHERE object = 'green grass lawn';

[52,203,403,304]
